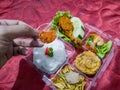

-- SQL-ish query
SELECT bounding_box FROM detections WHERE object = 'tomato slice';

[45,47,49,55]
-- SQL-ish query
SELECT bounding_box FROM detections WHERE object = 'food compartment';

[33,39,75,75]
[34,10,118,89]
[44,64,92,90]
[83,24,113,59]
[72,49,102,79]
[51,11,89,49]
[71,23,116,80]
[83,32,112,59]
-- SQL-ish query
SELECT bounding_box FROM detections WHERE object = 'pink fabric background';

[0,0,120,90]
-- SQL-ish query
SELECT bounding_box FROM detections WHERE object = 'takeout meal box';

[33,11,120,90]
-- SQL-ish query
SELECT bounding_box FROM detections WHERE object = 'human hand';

[0,20,43,68]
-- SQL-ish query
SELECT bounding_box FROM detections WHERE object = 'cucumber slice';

[70,17,85,39]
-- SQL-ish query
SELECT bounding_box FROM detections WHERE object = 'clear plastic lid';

[41,23,120,90]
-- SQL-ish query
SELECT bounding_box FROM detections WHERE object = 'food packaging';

[33,23,120,90]
[33,23,75,74]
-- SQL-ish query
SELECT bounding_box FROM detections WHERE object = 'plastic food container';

[33,23,120,90]
[33,23,75,74]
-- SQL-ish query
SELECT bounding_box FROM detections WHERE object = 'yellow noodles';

[51,65,86,90]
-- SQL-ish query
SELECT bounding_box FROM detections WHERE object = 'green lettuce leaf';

[57,31,71,43]
[52,11,71,26]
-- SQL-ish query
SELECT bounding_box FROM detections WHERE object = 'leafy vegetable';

[95,40,112,58]
[78,26,85,39]
[49,47,53,57]
[86,35,94,45]
[57,31,71,43]
[52,11,71,26]
[51,11,72,43]
[58,74,65,78]
[78,34,83,39]
[81,26,85,32]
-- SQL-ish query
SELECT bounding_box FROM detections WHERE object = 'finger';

[5,44,13,59]
[0,20,37,36]
[0,24,39,40]
[0,19,28,25]
[0,20,34,28]
[0,55,7,68]
[0,20,31,27]
[13,46,29,56]
[0,20,19,25]
[0,20,39,40]
[13,38,44,47]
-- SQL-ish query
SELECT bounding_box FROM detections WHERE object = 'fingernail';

[37,39,44,47]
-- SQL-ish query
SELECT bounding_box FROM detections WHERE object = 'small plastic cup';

[37,23,58,32]
[37,23,58,43]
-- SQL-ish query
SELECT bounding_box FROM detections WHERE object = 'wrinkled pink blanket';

[0,0,120,90]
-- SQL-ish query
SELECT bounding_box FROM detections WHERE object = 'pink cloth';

[0,0,120,90]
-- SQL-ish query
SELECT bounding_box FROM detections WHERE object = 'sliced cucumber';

[70,17,85,39]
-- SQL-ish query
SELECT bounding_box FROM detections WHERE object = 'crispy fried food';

[51,65,86,90]
[74,51,101,75]
[58,15,82,49]
[58,15,73,31]
[58,15,74,40]
[72,37,82,49]
[39,30,56,43]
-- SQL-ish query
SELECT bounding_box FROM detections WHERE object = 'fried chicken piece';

[58,15,73,31]
[58,15,74,40]
[72,37,82,49]
[58,15,82,49]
